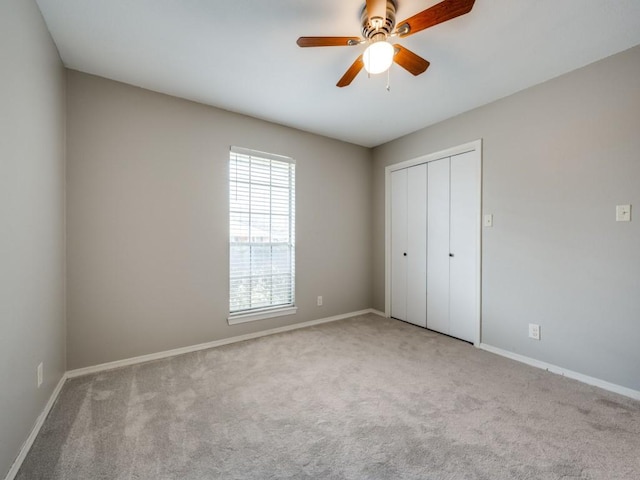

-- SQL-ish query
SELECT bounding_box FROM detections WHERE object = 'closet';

[389,149,480,343]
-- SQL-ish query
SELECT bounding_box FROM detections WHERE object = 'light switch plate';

[616,205,631,222]
[483,214,493,227]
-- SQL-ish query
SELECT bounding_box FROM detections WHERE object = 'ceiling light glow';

[363,41,394,75]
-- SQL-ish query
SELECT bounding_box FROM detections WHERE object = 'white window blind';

[229,147,295,318]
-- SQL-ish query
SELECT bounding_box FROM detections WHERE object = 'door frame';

[384,139,483,346]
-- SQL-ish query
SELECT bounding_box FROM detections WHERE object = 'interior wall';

[0,0,66,476]
[66,71,372,370]
[372,45,640,392]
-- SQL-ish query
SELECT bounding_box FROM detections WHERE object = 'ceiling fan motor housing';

[361,0,397,40]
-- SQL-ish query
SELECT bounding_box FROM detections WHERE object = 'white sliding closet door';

[426,158,450,334]
[390,168,408,321]
[449,151,480,343]
[406,163,427,327]
[390,164,427,327]
[426,153,480,342]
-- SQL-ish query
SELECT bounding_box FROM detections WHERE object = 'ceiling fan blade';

[393,45,430,76]
[366,0,387,22]
[297,37,361,47]
[337,55,364,88]
[397,0,475,37]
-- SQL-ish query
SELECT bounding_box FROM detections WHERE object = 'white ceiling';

[36,0,640,147]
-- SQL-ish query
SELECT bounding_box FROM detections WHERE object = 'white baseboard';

[67,308,379,379]
[479,343,640,401]
[4,375,67,480]
[369,309,386,317]
[1,307,395,479]
[4,308,381,480]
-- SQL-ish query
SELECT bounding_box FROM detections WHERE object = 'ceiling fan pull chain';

[386,67,391,92]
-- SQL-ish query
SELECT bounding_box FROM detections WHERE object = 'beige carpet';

[18,314,640,479]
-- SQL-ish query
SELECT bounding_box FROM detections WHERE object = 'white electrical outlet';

[528,324,540,340]
[317,296,323,306]
[483,214,493,227]
[37,362,43,388]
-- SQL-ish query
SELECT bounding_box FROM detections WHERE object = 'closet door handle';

[403,253,407,257]
[449,253,454,257]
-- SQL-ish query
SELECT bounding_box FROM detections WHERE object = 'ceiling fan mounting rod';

[361,0,397,40]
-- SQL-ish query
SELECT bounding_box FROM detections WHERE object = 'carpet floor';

[17,314,640,479]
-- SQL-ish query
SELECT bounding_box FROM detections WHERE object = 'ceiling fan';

[297,0,476,87]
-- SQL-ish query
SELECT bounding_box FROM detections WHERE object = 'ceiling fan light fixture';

[297,0,476,87]
[363,40,394,74]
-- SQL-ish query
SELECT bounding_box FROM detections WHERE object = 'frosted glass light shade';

[363,41,394,74]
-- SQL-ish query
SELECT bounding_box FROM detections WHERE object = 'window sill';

[228,306,297,325]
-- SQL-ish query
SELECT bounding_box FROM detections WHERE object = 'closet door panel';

[406,163,427,327]
[390,168,408,321]
[449,151,480,343]
[427,158,450,334]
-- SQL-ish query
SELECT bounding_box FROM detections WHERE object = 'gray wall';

[372,46,640,391]
[66,71,372,370]
[0,0,66,476]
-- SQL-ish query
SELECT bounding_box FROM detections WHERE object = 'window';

[228,146,296,324]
